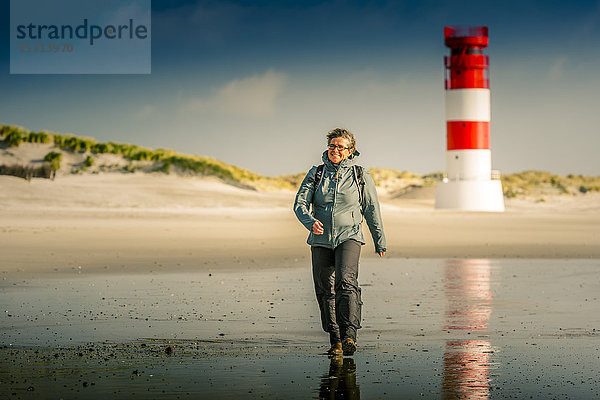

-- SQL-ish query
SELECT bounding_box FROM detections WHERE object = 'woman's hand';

[312,220,324,235]
[377,251,385,257]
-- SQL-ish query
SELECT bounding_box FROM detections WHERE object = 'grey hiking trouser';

[311,239,362,345]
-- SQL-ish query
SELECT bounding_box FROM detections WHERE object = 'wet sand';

[2,258,599,398]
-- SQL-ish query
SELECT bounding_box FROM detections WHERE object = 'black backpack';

[312,164,366,212]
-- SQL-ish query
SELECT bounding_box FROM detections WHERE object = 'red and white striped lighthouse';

[435,26,504,211]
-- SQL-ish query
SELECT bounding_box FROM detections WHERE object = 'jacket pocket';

[335,210,354,228]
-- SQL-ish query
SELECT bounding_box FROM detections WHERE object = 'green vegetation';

[2,123,598,195]
[43,151,62,170]
[501,170,600,198]
[278,172,307,188]
[279,168,439,189]
[2,126,27,147]
[159,155,260,181]
[421,172,444,186]
[83,155,94,168]
[284,168,599,199]
[368,168,421,186]
[27,131,51,144]
[0,123,295,190]
[3,130,24,147]
[1,125,52,147]
[50,131,271,185]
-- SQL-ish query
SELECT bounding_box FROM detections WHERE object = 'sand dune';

[0,174,292,211]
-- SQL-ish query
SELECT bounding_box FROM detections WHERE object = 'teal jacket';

[294,150,387,253]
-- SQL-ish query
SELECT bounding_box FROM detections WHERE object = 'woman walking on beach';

[294,128,386,356]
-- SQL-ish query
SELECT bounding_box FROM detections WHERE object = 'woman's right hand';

[312,220,324,235]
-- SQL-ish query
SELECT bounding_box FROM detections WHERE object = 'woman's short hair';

[326,128,356,150]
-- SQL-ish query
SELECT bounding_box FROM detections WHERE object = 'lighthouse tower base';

[435,180,504,211]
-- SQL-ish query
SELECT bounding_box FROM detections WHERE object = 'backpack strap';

[352,165,366,213]
[313,164,325,193]
[311,164,325,209]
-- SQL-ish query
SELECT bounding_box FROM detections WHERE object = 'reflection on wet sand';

[443,259,495,400]
[442,339,493,400]
[319,356,360,400]
[444,259,492,331]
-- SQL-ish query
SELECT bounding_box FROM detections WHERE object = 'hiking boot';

[329,354,343,366]
[342,338,357,356]
[327,342,343,356]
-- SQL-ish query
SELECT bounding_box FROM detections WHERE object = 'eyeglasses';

[328,144,351,151]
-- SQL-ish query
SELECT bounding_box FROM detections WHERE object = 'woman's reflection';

[443,259,495,400]
[318,356,360,400]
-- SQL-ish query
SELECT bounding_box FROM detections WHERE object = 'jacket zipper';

[331,169,338,249]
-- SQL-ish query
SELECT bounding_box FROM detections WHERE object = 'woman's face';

[327,137,353,164]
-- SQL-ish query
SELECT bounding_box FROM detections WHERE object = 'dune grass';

[0,124,295,190]
[501,170,600,198]
[83,155,94,168]
[43,151,62,170]
[1,125,51,147]
[2,123,598,196]
[278,168,440,189]
[367,168,421,185]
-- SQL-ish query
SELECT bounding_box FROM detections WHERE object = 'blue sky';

[1,0,599,175]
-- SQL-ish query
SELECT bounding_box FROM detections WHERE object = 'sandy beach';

[1,173,599,398]
[1,174,599,277]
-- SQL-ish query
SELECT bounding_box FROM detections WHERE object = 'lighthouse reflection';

[443,259,494,400]
[318,356,360,400]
